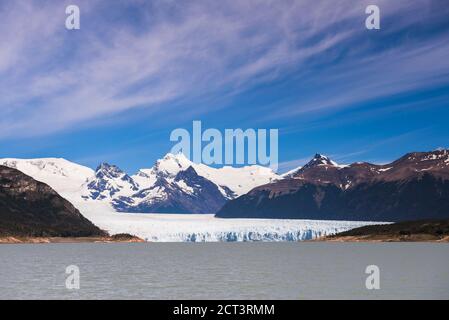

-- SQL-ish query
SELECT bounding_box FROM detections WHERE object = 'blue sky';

[0,0,448,173]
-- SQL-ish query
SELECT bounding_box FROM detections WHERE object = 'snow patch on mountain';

[194,163,278,197]
[0,158,94,202]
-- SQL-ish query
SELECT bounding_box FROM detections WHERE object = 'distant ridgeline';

[0,153,278,214]
[1,150,449,223]
[216,150,449,222]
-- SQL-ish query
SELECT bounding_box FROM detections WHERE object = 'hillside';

[0,165,105,237]
[216,150,449,222]
[323,219,449,242]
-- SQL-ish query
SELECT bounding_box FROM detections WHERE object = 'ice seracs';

[78,212,380,242]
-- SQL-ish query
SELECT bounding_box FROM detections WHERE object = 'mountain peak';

[163,152,190,161]
[154,152,193,176]
[95,163,125,177]
[96,162,116,170]
[281,154,338,179]
[85,163,138,201]
[305,154,338,168]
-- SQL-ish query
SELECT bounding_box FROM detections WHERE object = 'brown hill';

[216,150,449,222]
[0,165,106,237]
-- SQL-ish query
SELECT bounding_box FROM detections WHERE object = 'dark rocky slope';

[325,219,449,242]
[0,165,106,237]
[216,150,449,222]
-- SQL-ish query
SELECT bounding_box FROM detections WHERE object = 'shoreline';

[315,219,449,243]
[0,234,145,244]
[2,235,449,244]
[315,234,449,243]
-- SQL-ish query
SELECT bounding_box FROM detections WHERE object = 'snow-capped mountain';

[0,158,94,203]
[133,153,278,197]
[282,154,343,179]
[83,163,139,201]
[81,153,278,213]
[217,149,449,221]
[0,153,279,214]
[109,166,231,213]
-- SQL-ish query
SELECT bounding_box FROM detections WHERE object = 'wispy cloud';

[0,0,448,141]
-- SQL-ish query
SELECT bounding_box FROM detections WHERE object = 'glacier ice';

[76,203,382,242]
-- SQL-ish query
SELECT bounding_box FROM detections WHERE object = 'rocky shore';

[0,233,145,244]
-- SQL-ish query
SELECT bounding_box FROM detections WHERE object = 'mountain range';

[2,149,449,222]
[216,150,449,221]
[0,153,278,214]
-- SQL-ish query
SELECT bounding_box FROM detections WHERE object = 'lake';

[0,243,448,299]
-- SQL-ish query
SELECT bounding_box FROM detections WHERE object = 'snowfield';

[76,202,382,242]
[0,155,279,213]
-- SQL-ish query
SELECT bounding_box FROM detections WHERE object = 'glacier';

[0,156,386,242]
[76,202,383,242]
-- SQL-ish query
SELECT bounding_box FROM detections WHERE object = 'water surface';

[0,243,448,299]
